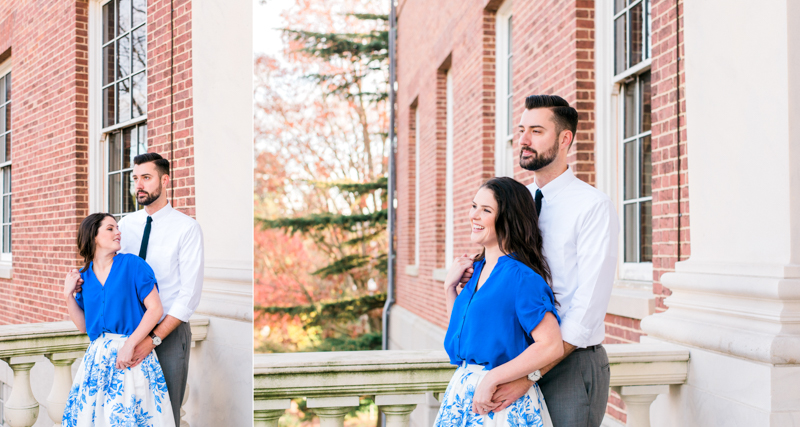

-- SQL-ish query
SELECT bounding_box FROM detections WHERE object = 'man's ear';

[161,173,170,187]
[560,129,573,151]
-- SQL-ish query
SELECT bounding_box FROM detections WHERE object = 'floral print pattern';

[434,364,550,427]
[62,333,175,427]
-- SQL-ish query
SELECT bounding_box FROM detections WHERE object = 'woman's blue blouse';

[444,255,560,370]
[74,253,159,341]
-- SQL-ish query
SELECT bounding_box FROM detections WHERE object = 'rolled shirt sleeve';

[166,221,204,322]
[559,198,619,348]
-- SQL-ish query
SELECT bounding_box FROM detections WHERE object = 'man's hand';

[472,371,503,415]
[457,253,480,287]
[490,377,533,413]
[130,337,157,367]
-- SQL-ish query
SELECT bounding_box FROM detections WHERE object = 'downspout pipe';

[382,0,397,351]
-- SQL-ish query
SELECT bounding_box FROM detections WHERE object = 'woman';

[434,177,563,427]
[62,213,174,427]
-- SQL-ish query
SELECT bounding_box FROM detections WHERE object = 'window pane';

[640,135,651,197]
[132,0,146,27]
[630,2,643,66]
[103,86,116,127]
[123,170,136,213]
[507,16,512,55]
[3,225,10,253]
[644,0,651,60]
[132,72,146,119]
[0,76,4,104]
[623,81,636,138]
[624,203,637,262]
[117,34,131,80]
[640,200,652,262]
[103,43,116,86]
[118,0,131,35]
[4,104,9,137]
[122,127,133,169]
[0,106,4,134]
[640,71,651,133]
[5,73,10,100]
[138,124,147,154]
[4,133,9,162]
[109,173,121,214]
[117,79,131,123]
[615,0,626,14]
[132,26,146,73]
[103,1,115,43]
[506,95,513,137]
[624,140,637,200]
[614,15,627,74]
[2,195,9,223]
[0,136,4,164]
[3,167,9,194]
[110,132,122,171]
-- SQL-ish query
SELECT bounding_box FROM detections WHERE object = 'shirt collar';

[531,166,576,202]
[146,202,173,222]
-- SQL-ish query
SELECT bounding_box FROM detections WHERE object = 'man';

[112,152,204,426]
[464,95,618,426]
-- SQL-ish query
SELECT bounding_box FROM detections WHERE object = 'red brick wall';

[0,0,195,324]
[148,0,195,216]
[650,0,688,309]
[512,0,597,187]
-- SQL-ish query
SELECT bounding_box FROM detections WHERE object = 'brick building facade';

[0,0,253,425]
[0,0,196,324]
[392,0,688,424]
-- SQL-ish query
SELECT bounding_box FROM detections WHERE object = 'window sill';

[0,263,13,279]
[606,280,655,320]
[405,265,419,277]
[432,268,447,282]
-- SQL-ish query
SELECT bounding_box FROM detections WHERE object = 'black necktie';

[535,189,543,216]
[138,216,152,259]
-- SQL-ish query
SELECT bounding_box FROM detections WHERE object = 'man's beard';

[136,185,162,206]
[519,137,559,171]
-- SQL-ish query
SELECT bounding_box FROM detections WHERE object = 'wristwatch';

[150,332,162,347]
[527,370,542,382]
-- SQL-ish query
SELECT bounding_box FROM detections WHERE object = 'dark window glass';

[624,204,636,262]
[640,135,651,197]
[640,200,652,262]
[630,2,643,66]
[132,72,146,119]
[614,15,627,74]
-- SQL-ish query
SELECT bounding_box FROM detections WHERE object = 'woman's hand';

[116,341,136,370]
[472,370,502,415]
[444,255,474,291]
[63,269,81,300]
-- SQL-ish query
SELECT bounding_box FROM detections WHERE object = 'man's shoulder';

[563,179,613,210]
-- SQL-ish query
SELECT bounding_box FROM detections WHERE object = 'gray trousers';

[155,321,192,427]
[538,345,610,427]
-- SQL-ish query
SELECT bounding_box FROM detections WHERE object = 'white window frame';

[0,59,13,266]
[445,71,454,269]
[89,0,148,216]
[610,0,653,282]
[495,0,514,177]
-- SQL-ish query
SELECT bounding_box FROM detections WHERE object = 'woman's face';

[95,216,121,253]
[469,187,499,248]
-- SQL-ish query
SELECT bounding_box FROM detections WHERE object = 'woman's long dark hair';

[77,213,115,273]
[475,177,555,299]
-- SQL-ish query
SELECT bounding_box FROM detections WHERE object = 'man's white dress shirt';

[119,203,204,323]
[528,167,619,348]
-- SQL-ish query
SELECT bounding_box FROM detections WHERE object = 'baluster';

[612,385,670,427]
[376,394,426,427]
[45,352,83,427]
[307,396,359,427]
[253,399,290,427]
[2,356,41,427]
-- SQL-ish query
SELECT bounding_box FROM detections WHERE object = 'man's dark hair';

[133,152,170,177]
[524,95,579,145]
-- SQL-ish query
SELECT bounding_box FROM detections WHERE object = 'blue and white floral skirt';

[433,363,552,427]
[62,333,175,427]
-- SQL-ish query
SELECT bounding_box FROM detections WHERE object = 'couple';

[61,153,204,427]
[435,95,619,427]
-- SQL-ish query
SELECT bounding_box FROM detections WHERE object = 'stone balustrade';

[254,343,689,427]
[0,316,209,427]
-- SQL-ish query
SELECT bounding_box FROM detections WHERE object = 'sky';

[253,0,293,58]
